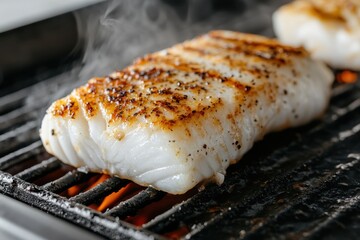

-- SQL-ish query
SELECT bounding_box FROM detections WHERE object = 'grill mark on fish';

[41,30,333,194]
[52,42,289,130]
[52,96,79,119]
[208,31,308,57]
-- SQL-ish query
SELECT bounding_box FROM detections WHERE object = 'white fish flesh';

[273,0,360,70]
[40,30,333,194]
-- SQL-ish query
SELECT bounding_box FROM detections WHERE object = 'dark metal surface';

[0,78,359,240]
[0,194,103,240]
[106,187,166,218]
[15,157,61,181]
[42,170,90,193]
[0,13,79,89]
[70,177,129,205]
[0,0,359,239]
[0,141,43,171]
[0,171,162,240]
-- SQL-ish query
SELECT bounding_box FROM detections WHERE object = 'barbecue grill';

[0,0,359,239]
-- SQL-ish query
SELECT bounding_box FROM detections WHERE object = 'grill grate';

[15,157,61,181]
[70,177,129,205]
[0,75,359,239]
[0,0,359,238]
[106,187,166,218]
[42,170,91,193]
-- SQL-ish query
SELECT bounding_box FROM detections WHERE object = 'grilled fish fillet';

[40,31,333,194]
[273,0,360,70]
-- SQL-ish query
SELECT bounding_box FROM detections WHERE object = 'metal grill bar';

[106,187,166,218]
[15,157,61,182]
[238,174,360,240]
[0,171,164,240]
[306,195,360,240]
[42,170,90,193]
[330,82,355,98]
[0,141,43,170]
[311,84,360,129]
[146,88,360,235]
[0,106,37,134]
[0,121,39,156]
[190,153,360,239]
[331,93,360,114]
[0,88,27,114]
[182,106,360,238]
[70,177,129,205]
[143,184,219,233]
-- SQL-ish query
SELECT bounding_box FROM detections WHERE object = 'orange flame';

[85,174,110,191]
[125,189,196,227]
[62,173,195,239]
[164,226,190,240]
[67,184,82,197]
[97,183,142,212]
[336,70,357,83]
[64,174,110,198]
[65,174,101,197]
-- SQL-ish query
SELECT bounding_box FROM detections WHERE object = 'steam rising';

[76,0,287,81]
[29,0,288,121]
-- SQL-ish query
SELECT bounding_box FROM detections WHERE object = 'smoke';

[75,0,289,81]
[28,0,289,123]
[76,0,183,80]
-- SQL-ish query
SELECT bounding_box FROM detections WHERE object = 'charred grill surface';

[106,187,166,218]
[42,170,91,193]
[0,0,359,239]
[0,77,359,239]
[69,177,129,205]
[15,157,61,181]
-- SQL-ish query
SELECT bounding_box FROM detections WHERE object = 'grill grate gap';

[106,187,166,218]
[306,195,360,240]
[0,89,27,115]
[15,157,61,182]
[144,184,221,233]
[0,171,163,240]
[42,170,92,193]
[0,140,44,171]
[0,106,38,134]
[0,121,39,158]
[70,177,129,205]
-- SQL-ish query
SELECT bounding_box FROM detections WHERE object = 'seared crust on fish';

[273,0,360,70]
[40,31,333,194]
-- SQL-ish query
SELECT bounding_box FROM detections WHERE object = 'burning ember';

[63,174,143,210]
[61,172,194,236]
[336,70,358,83]
[65,174,107,197]
[125,190,195,226]
[164,226,190,239]
[96,182,142,212]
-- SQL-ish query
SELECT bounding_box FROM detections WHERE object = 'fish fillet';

[40,31,333,194]
[273,0,360,70]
